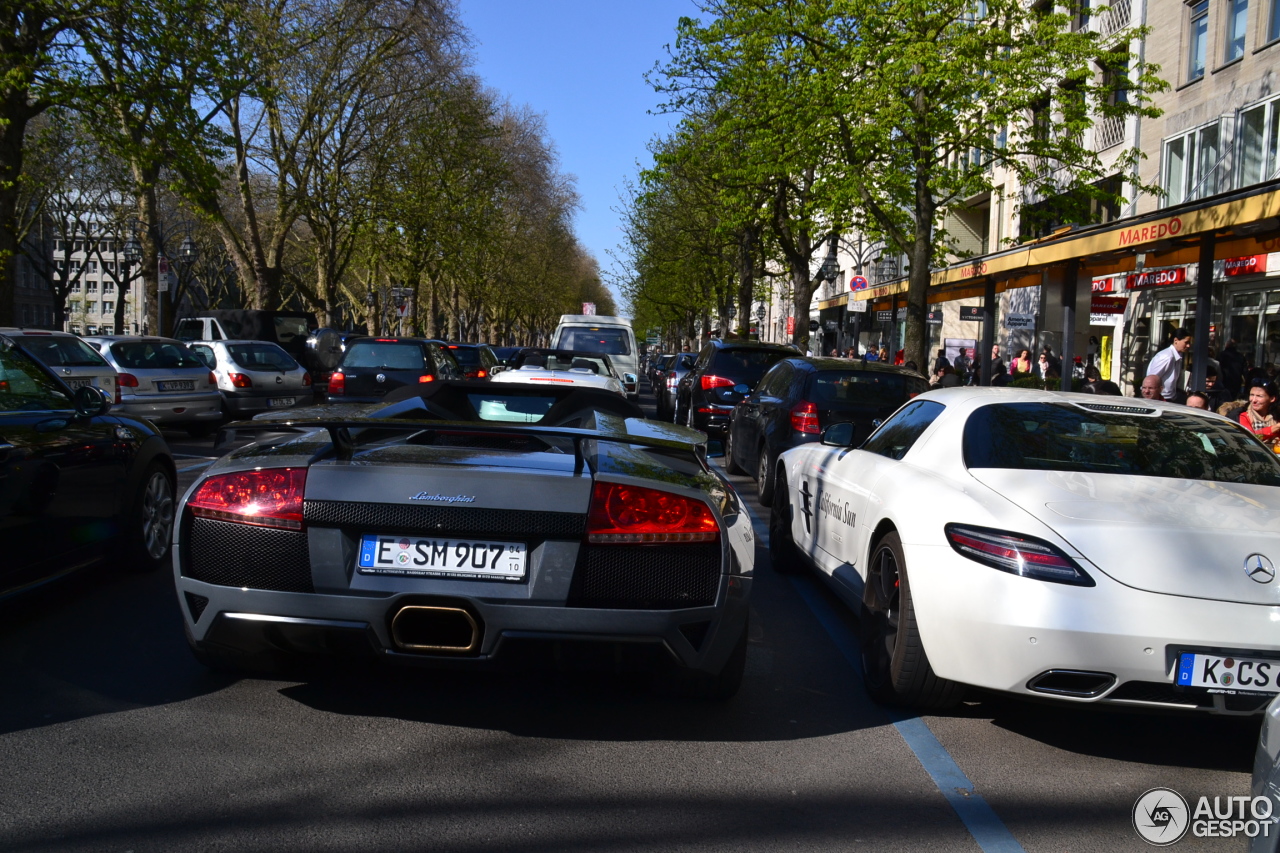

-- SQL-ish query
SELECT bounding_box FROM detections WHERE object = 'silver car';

[84,336,223,436]
[1,328,117,398]
[188,339,312,417]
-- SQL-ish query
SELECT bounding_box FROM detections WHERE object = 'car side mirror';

[490,365,505,375]
[821,421,856,447]
[73,385,112,418]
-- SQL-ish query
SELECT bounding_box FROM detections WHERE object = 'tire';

[724,426,746,474]
[657,616,748,701]
[860,532,963,709]
[116,461,175,572]
[769,469,805,575]
[674,396,686,426]
[757,445,775,504]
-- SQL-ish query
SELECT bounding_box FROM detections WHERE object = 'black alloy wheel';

[860,532,963,709]
[757,445,775,504]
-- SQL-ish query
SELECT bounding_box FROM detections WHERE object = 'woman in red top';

[1239,380,1280,449]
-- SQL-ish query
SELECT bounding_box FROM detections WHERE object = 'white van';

[550,315,639,399]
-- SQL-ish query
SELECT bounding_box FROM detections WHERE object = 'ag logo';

[1133,787,1190,846]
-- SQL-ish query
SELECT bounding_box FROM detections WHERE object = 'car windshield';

[273,316,310,345]
[0,339,73,411]
[18,335,109,368]
[110,341,205,370]
[807,370,929,407]
[342,341,426,370]
[467,393,557,423]
[228,343,299,371]
[557,327,631,355]
[709,348,790,385]
[963,401,1280,486]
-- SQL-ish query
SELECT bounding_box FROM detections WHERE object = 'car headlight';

[944,523,1094,586]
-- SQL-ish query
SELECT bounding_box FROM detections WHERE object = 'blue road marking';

[726,472,1027,853]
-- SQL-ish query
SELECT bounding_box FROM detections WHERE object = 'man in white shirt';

[1146,329,1192,402]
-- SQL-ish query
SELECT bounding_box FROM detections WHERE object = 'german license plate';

[357,534,526,580]
[64,378,90,390]
[267,397,296,407]
[157,380,194,391]
[1176,652,1280,693]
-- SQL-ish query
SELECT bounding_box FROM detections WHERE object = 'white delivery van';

[550,315,639,399]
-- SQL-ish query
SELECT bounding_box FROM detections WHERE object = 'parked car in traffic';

[188,340,312,417]
[445,343,499,380]
[491,346,521,366]
[551,315,640,399]
[0,328,117,399]
[675,341,796,436]
[647,353,670,390]
[655,353,694,421]
[726,357,929,502]
[83,335,223,436]
[490,348,626,395]
[173,310,342,399]
[0,332,176,598]
[327,337,463,403]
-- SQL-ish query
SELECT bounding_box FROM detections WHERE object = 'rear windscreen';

[341,341,426,370]
[557,327,631,355]
[449,347,481,367]
[963,402,1280,485]
[18,336,109,368]
[806,370,929,407]
[709,349,790,385]
[109,341,204,369]
[467,393,557,423]
[228,343,299,371]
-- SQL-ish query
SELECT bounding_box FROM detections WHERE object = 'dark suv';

[445,343,499,380]
[674,341,796,436]
[327,338,463,402]
[726,357,929,502]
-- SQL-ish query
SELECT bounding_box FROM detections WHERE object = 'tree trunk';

[735,226,756,339]
[134,179,163,337]
[0,94,36,326]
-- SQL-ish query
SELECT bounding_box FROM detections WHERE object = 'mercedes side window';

[861,400,946,460]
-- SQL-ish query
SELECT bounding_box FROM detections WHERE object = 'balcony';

[1099,0,1133,36]
[1094,114,1126,151]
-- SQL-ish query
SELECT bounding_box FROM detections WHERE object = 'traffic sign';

[849,275,869,291]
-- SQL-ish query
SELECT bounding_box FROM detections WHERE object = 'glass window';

[708,348,792,386]
[1237,100,1280,187]
[102,301,113,314]
[1270,0,1280,41]
[173,319,204,342]
[14,335,109,368]
[1163,121,1222,204]
[272,316,310,345]
[757,362,793,397]
[190,345,216,369]
[1189,0,1209,79]
[1227,0,1249,60]
[964,402,1280,484]
[0,339,73,411]
[556,327,632,355]
[467,394,557,423]
[109,341,205,370]
[447,346,483,367]
[806,370,930,408]
[228,343,298,371]
[340,341,426,370]
[861,400,946,460]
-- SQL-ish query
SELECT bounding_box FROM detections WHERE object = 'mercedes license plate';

[157,380,194,391]
[1176,652,1280,693]
[267,396,296,407]
[357,534,526,580]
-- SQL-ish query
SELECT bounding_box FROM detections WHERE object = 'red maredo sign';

[1091,296,1128,314]
[1091,276,1118,293]
[1126,267,1186,290]
[1118,216,1183,247]
[1224,255,1267,277]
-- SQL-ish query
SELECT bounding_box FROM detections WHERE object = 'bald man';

[1140,375,1163,400]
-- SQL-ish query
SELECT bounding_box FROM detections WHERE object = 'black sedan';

[0,333,176,599]
[674,341,796,436]
[326,337,463,403]
[724,357,928,502]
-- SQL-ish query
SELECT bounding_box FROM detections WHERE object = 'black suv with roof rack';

[674,340,798,436]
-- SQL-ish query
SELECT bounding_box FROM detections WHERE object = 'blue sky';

[458,1,699,302]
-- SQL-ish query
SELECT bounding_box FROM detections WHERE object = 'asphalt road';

[0,388,1264,852]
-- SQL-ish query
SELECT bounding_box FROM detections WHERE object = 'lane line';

[724,468,1027,853]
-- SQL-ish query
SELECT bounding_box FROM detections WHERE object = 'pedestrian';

[936,365,962,387]
[988,344,1006,380]
[1146,328,1192,402]
[1037,351,1052,380]
[1139,375,1163,400]
[903,360,919,373]
[1204,368,1233,411]
[953,347,971,378]
[932,348,950,374]
[1185,391,1210,410]
[864,348,878,362]
[1082,366,1122,396]
[1039,345,1061,377]
[1010,348,1033,379]
[879,345,890,363]
[1086,335,1099,368]
[1219,339,1245,399]
[1231,380,1280,449]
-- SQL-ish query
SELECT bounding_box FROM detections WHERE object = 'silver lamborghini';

[175,382,753,698]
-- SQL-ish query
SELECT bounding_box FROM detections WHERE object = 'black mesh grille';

[184,592,209,623]
[1107,681,1214,708]
[304,500,584,538]
[183,517,314,593]
[568,543,721,609]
